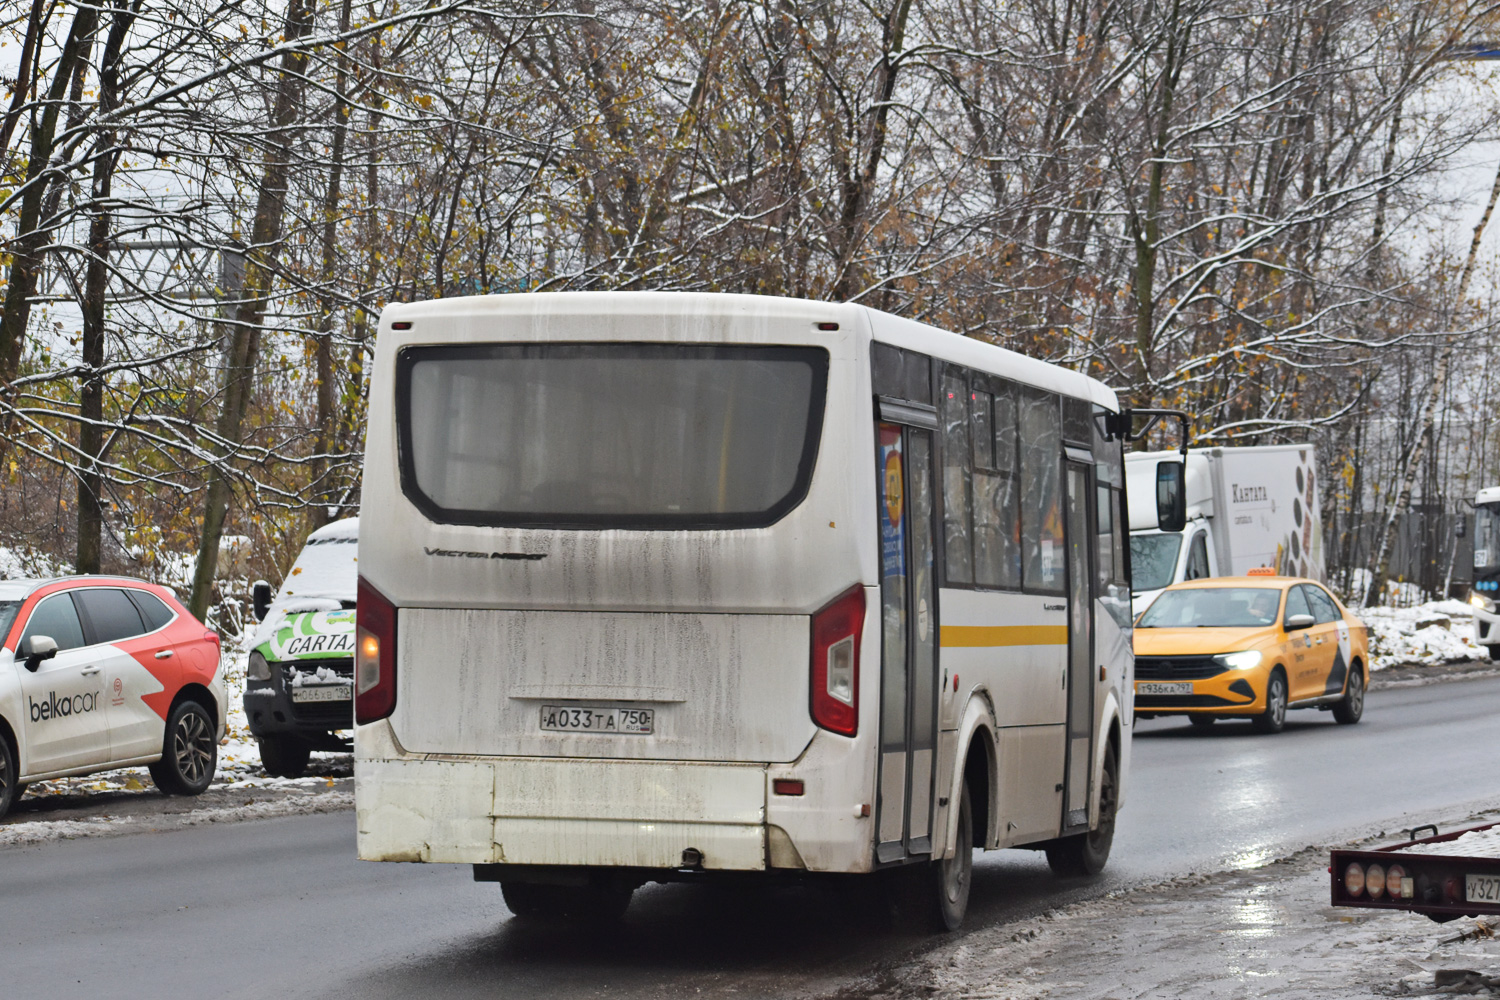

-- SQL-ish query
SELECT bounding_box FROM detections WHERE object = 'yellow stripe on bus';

[939,625,1069,648]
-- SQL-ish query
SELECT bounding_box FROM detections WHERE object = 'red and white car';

[0,576,226,819]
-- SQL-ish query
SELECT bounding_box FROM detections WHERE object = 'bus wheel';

[1045,743,1118,878]
[1332,666,1365,725]
[929,783,973,931]
[501,881,633,924]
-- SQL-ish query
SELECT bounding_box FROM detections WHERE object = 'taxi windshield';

[1137,587,1282,628]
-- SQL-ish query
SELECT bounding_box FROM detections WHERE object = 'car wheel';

[928,782,973,931]
[1252,670,1288,734]
[1045,742,1118,878]
[259,735,311,778]
[1188,715,1216,728]
[1332,666,1365,725]
[501,881,633,924]
[149,700,217,796]
[0,735,16,820]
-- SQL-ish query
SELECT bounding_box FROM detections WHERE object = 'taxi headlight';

[247,651,271,682]
[1213,650,1263,671]
[1471,592,1495,613]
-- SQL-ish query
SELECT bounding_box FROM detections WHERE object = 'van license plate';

[540,706,654,735]
[291,685,350,703]
[1138,682,1192,696]
[1468,874,1500,903]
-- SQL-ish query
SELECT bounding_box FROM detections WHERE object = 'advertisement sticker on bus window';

[879,425,906,581]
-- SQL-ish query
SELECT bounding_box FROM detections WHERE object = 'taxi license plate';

[291,685,351,703]
[540,705,654,735]
[1138,682,1192,696]
[1467,874,1500,903]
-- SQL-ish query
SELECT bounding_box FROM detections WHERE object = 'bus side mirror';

[252,580,273,623]
[1156,461,1186,532]
[18,634,58,671]
[1284,613,1315,631]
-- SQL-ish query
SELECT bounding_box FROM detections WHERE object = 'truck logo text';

[1231,484,1268,503]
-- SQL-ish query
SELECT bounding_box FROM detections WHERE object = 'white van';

[354,293,1150,929]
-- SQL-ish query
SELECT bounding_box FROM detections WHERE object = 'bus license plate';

[291,684,351,703]
[1138,682,1192,695]
[1468,874,1500,903]
[540,705,654,735]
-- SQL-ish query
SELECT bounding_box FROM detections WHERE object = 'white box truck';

[1126,445,1322,611]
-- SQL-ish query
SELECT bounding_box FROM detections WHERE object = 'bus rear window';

[396,344,828,529]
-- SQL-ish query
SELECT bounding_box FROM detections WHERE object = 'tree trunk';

[75,0,138,575]
[188,0,314,619]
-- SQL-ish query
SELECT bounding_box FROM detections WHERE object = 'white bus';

[354,292,1157,929]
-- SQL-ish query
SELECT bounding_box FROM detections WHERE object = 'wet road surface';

[5,674,1499,1000]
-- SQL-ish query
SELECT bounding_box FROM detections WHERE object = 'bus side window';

[941,370,974,584]
[1019,388,1063,591]
[974,382,1021,589]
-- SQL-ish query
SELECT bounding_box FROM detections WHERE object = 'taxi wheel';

[149,700,217,796]
[0,735,16,820]
[1332,666,1365,725]
[1188,715,1216,728]
[259,735,311,778]
[1252,671,1288,734]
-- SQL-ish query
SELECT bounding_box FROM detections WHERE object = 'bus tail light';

[355,577,398,724]
[811,586,864,737]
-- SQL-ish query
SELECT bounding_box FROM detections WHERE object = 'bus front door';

[1062,461,1096,833]
[875,419,940,863]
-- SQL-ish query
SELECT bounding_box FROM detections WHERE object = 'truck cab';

[1126,453,1219,613]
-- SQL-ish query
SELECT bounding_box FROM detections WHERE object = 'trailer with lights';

[1331,821,1500,922]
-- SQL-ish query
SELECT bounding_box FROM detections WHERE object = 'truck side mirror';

[252,580,273,622]
[1155,461,1186,532]
[18,634,58,671]
[1284,613,1315,631]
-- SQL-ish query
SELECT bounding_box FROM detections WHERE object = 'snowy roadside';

[831,814,1500,1000]
[1358,599,1491,672]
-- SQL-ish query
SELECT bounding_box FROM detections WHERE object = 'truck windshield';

[1476,503,1500,571]
[397,344,828,529]
[1137,587,1282,627]
[1130,533,1182,592]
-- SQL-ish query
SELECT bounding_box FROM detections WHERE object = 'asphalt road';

[5,674,1500,1000]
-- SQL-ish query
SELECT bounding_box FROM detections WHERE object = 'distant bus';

[354,292,1151,930]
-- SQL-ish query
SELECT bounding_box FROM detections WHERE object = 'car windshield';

[1130,532,1182,592]
[1137,587,1282,628]
[0,600,21,646]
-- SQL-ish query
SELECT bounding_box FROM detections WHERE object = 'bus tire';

[1332,665,1365,725]
[501,881,633,924]
[1251,670,1288,734]
[259,735,311,778]
[929,782,973,931]
[1045,742,1118,878]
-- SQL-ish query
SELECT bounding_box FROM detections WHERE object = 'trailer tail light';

[1365,863,1386,899]
[1385,864,1408,899]
[810,586,865,737]
[355,576,398,724]
[1344,862,1365,897]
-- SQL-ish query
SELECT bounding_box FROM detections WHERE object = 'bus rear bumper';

[356,754,768,871]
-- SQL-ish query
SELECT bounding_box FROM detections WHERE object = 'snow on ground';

[1354,600,1489,671]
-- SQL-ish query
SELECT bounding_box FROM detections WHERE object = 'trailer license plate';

[540,706,654,735]
[1138,682,1192,696]
[1467,874,1500,903]
[291,684,350,703]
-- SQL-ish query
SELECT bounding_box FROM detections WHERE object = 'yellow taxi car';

[1132,576,1370,733]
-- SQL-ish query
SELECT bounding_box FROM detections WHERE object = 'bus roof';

[380,291,1120,413]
